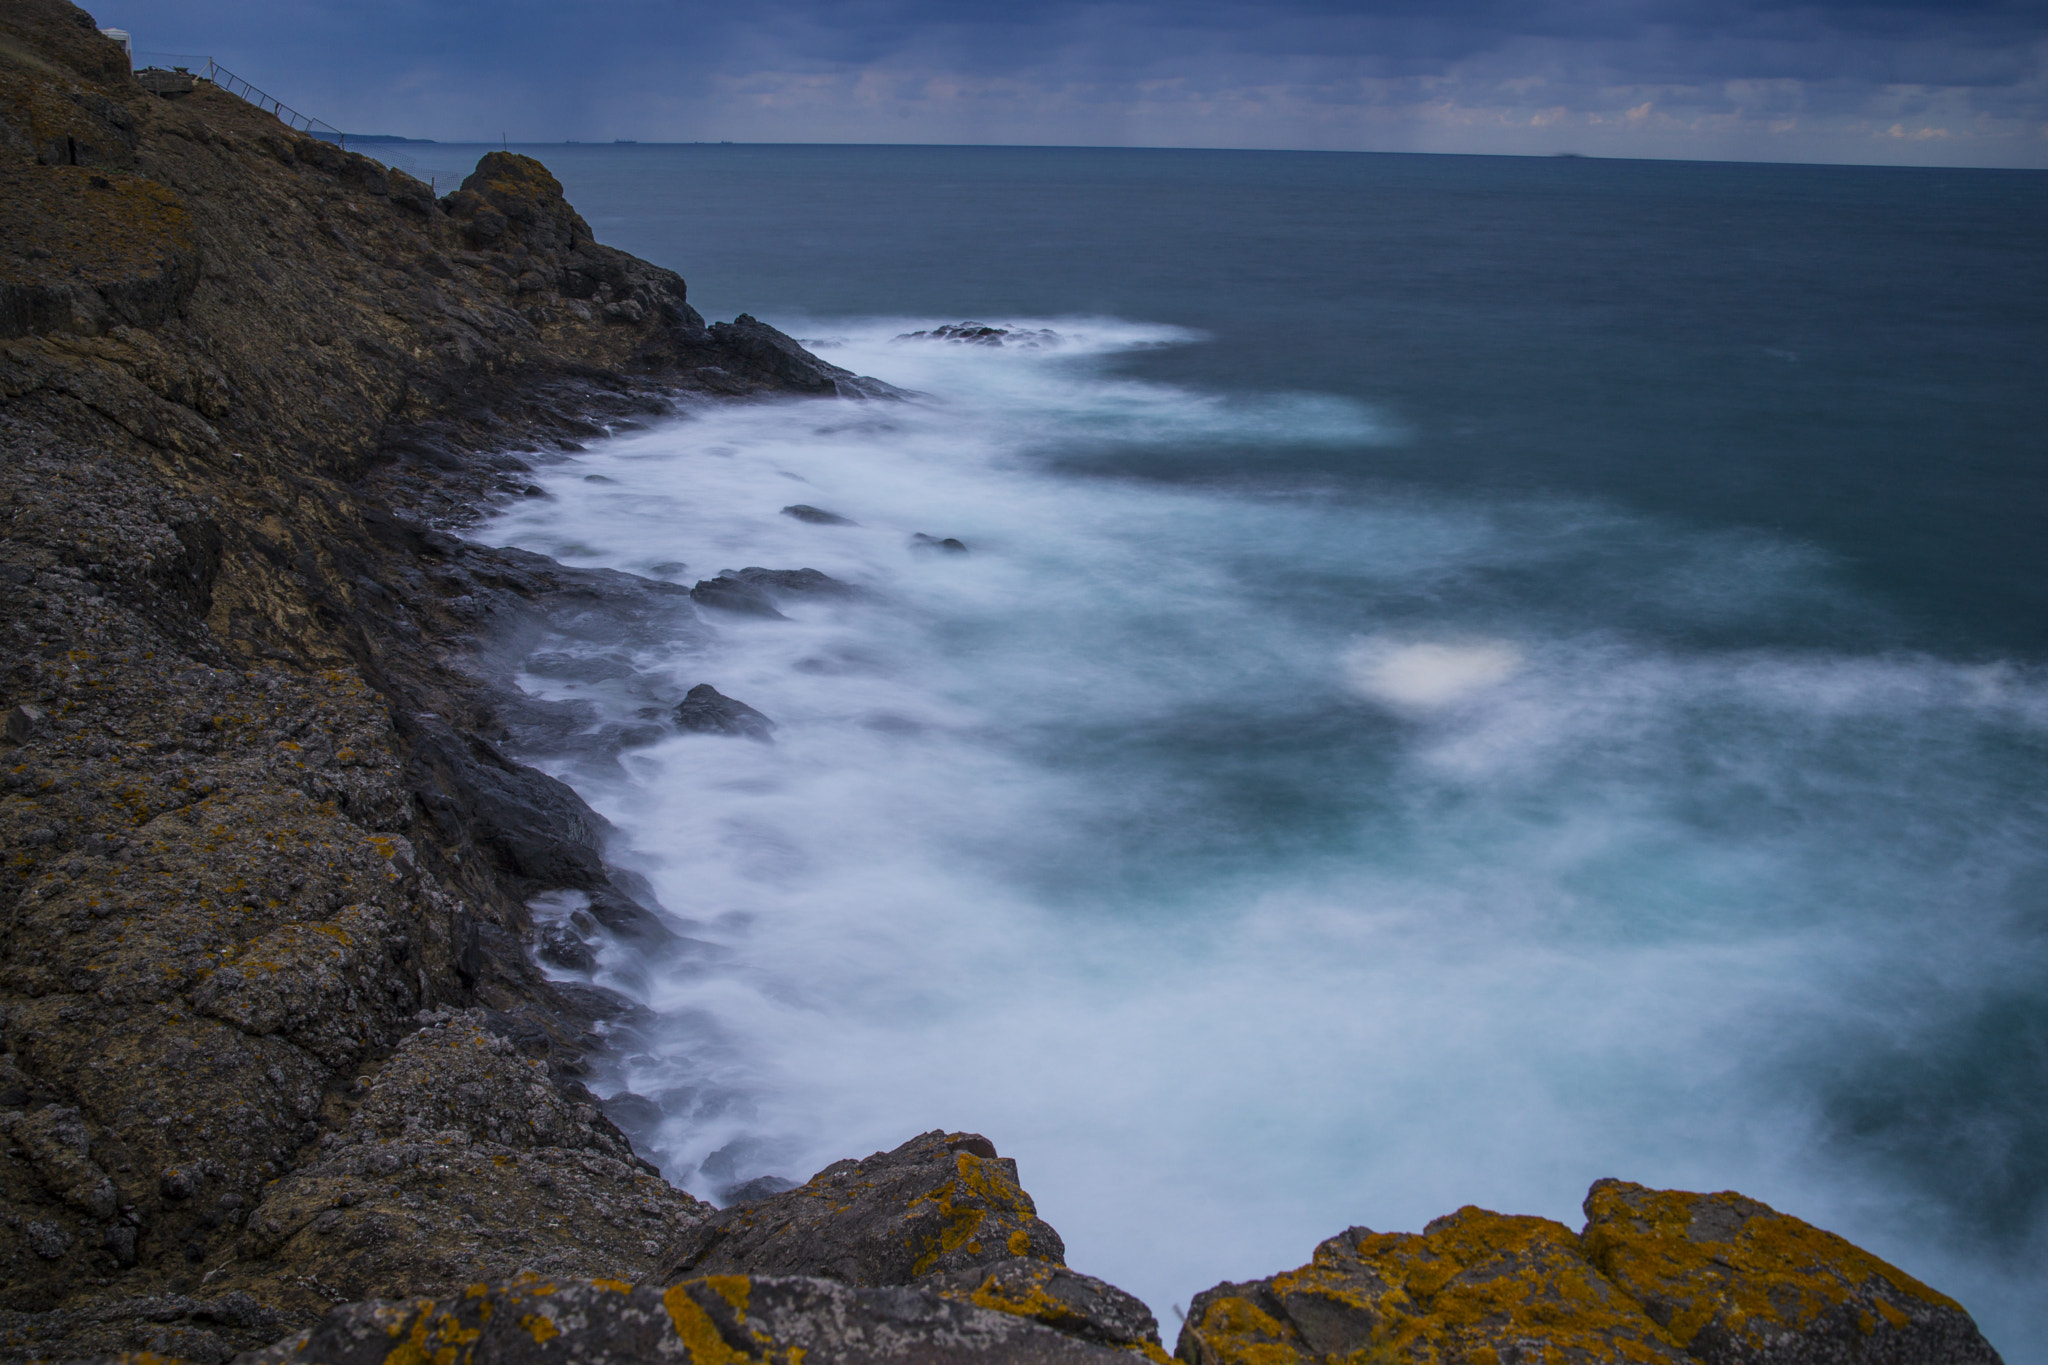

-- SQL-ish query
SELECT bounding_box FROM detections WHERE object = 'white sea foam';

[1344,639,1525,708]
[481,318,2047,1357]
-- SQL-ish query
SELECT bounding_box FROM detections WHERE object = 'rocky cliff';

[0,1,2010,1361]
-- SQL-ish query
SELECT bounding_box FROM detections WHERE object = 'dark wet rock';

[402,713,609,888]
[675,683,776,741]
[926,1258,1164,1355]
[709,313,911,399]
[1174,1182,2005,1365]
[912,533,970,553]
[783,503,857,525]
[727,566,856,597]
[241,1274,1132,1365]
[690,574,788,618]
[895,322,1062,349]
[649,1129,1066,1289]
[537,921,599,972]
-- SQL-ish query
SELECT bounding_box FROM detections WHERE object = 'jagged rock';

[675,684,776,741]
[709,314,910,399]
[783,504,857,525]
[651,1130,1067,1288]
[240,1274,1132,1365]
[0,1,888,1352]
[690,574,788,618]
[206,1010,713,1324]
[1581,1179,2002,1365]
[926,1257,1166,1357]
[1175,1184,2004,1365]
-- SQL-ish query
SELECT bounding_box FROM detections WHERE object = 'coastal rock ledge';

[0,0,2007,1361]
[182,1160,2010,1365]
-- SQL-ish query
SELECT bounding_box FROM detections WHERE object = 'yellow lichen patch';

[1189,1212,1686,1365]
[1188,1296,1301,1365]
[704,1275,752,1314]
[661,1283,761,1365]
[1009,1229,1032,1255]
[1582,1181,1958,1352]
[517,1313,559,1344]
[591,1277,634,1294]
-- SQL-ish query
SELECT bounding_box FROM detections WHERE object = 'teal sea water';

[393,143,2047,1354]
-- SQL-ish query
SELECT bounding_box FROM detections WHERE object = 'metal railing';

[131,51,344,144]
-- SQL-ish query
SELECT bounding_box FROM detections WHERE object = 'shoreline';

[0,4,2012,1361]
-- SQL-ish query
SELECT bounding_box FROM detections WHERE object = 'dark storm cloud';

[91,0,2048,163]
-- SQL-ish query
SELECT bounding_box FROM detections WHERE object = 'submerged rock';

[894,322,1062,349]
[1175,1182,2004,1365]
[726,566,856,597]
[782,503,857,525]
[649,1129,1067,1288]
[911,532,969,553]
[675,683,777,741]
[690,574,788,618]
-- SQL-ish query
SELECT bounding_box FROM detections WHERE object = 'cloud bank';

[96,0,2048,166]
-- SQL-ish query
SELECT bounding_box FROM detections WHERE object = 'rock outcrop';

[243,1274,1135,1365]
[650,1131,1068,1288]
[1174,1182,2002,1365]
[0,0,878,1354]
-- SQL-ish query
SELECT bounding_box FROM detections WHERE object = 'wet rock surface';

[674,684,777,741]
[1173,1183,2003,1365]
[893,323,1061,350]
[781,504,857,526]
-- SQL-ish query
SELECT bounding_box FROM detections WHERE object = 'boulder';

[1580,1179,2002,1365]
[1175,1184,2005,1365]
[675,684,776,741]
[649,1130,1067,1288]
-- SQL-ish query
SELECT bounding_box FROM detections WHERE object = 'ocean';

[386,143,2048,1355]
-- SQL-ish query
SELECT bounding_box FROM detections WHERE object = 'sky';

[92,0,2048,166]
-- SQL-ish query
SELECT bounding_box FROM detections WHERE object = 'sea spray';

[481,319,2048,1353]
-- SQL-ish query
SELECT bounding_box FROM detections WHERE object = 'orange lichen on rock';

[1181,1207,1687,1365]
[1580,1179,2001,1364]
[1177,1185,2003,1365]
